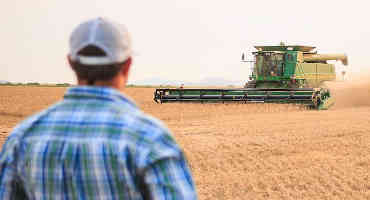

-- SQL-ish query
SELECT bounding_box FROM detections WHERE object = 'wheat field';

[0,82,369,199]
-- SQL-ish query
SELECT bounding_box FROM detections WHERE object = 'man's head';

[68,18,132,89]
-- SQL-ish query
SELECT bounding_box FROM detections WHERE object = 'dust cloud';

[330,71,370,109]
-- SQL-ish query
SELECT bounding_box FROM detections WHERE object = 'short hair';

[70,45,126,85]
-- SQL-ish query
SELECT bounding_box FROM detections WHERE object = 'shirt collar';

[64,86,138,109]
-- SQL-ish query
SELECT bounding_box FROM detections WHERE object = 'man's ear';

[67,55,74,70]
[121,57,132,76]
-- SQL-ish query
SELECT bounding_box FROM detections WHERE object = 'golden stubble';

[0,83,369,199]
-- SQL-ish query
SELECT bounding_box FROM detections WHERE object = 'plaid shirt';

[0,86,197,200]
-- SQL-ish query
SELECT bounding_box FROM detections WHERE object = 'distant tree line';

[126,84,176,88]
[0,82,72,87]
[0,82,173,88]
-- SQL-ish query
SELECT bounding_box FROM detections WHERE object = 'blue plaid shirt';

[0,86,197,200]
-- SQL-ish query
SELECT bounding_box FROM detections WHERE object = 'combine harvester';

[154,45,348,110]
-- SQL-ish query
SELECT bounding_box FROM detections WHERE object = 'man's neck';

[77,80,125,90]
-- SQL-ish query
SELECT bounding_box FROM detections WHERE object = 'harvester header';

[154,44,348,110]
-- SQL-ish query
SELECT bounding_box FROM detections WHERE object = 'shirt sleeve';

[0,136,20,200]
[141,133,198,200]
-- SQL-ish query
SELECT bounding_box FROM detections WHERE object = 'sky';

[1,0,369,84]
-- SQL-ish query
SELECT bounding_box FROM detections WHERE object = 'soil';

[0,82,369,199]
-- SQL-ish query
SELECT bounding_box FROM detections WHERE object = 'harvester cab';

[246,45,348,89]
[154,45,348,110]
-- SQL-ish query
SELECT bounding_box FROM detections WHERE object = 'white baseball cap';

[69,17,132,65]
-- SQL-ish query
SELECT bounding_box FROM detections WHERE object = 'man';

[0,18,197,200]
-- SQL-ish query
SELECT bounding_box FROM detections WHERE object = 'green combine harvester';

[154,45,348,110]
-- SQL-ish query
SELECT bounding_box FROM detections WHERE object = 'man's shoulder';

[123,109,172,139]
[11,102,62,136]
[1,102,62,161]
[6,101,69,146]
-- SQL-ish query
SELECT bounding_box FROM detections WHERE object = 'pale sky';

[1,0,369,84]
